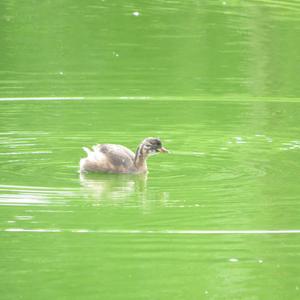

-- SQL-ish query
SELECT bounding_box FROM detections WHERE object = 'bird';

[80,137,168,174]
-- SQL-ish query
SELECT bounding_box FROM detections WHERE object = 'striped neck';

[134,144,147,169]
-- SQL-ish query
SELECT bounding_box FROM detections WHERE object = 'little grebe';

[80,137,168,174]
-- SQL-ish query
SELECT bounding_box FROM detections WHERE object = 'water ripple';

[2,228,300,235]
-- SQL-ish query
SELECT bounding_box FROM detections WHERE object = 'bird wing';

[92,144,135,168]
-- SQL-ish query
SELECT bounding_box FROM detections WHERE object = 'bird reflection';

[79,172,147,205]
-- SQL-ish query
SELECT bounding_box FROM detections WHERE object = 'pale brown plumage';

[80,138,168,174]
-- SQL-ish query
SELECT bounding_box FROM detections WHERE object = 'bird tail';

[82,147,92,155]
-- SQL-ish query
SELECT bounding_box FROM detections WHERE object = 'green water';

[1,1,300,299]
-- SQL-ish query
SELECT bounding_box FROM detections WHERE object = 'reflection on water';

[0,185,75,207]
[80,172,148,203]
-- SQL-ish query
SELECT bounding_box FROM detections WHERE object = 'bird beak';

[158,147,169,153]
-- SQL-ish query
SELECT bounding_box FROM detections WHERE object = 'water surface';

[1,0,300,299]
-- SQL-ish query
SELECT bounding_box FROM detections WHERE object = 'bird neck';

[134,145,148,171]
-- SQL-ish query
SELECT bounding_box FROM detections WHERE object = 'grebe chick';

[80,137,168,174]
